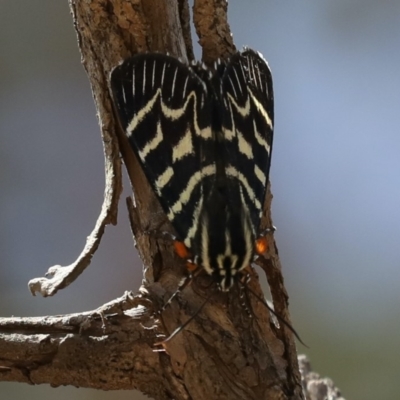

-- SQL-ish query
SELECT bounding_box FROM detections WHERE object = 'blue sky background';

[1,1,399,399]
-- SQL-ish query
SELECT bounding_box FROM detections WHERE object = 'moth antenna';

[155,291,214,346]
[245,284,308,347]
[159,273,193,313]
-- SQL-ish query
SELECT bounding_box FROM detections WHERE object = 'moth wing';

[220,48,274,231]
[111,54,215,243]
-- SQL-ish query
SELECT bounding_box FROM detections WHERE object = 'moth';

[111,48,274,292]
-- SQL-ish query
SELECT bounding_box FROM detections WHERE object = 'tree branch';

[0,293,163,393]
[0,1,345,399]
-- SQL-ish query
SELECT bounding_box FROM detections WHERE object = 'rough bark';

[0,1,343,400]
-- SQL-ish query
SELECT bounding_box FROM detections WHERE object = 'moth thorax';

[196,203,255,291]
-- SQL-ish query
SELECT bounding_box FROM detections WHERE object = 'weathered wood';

[0,1,312,399]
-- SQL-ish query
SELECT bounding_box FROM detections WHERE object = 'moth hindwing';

[111,48,274,291]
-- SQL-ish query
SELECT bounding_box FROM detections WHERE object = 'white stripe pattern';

[168,164,216,219]
[227,93,251,117]
[138,121,163,160]
[237,130,253,159]
[151,60,156,89]
[142,60,147,94]
[228,76,237,98]
[201,219,212,275]
[127,88,212,139]
[155,167,174,192]
[171,66,178,97]
[225,165,262,211]
[182,75,189,98]
[160,91,212,139]
[232,66,243,94]
[252,119,270,153]
[172,128,193,162]
[184,195,204,248]
[248,88,273,129]
[254,164,267,185]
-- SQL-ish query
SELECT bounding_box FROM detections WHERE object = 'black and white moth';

[111,48,274,292]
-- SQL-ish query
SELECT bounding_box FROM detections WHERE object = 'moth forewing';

[111,48,273,292]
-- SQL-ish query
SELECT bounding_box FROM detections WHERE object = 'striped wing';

[111,50,273,247]
[219,49,274,232]
[111,54,216,242]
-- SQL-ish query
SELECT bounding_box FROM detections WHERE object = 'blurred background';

[1,1,399,399]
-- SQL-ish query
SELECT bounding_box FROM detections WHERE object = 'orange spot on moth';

[255,237,268,255]
[173,241,191,259]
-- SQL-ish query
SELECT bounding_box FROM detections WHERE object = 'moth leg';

[238,272,253,317]
[159,240,199,312]
[259,225,276,236]
[144,228,176,242]
[155,258,201,348]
